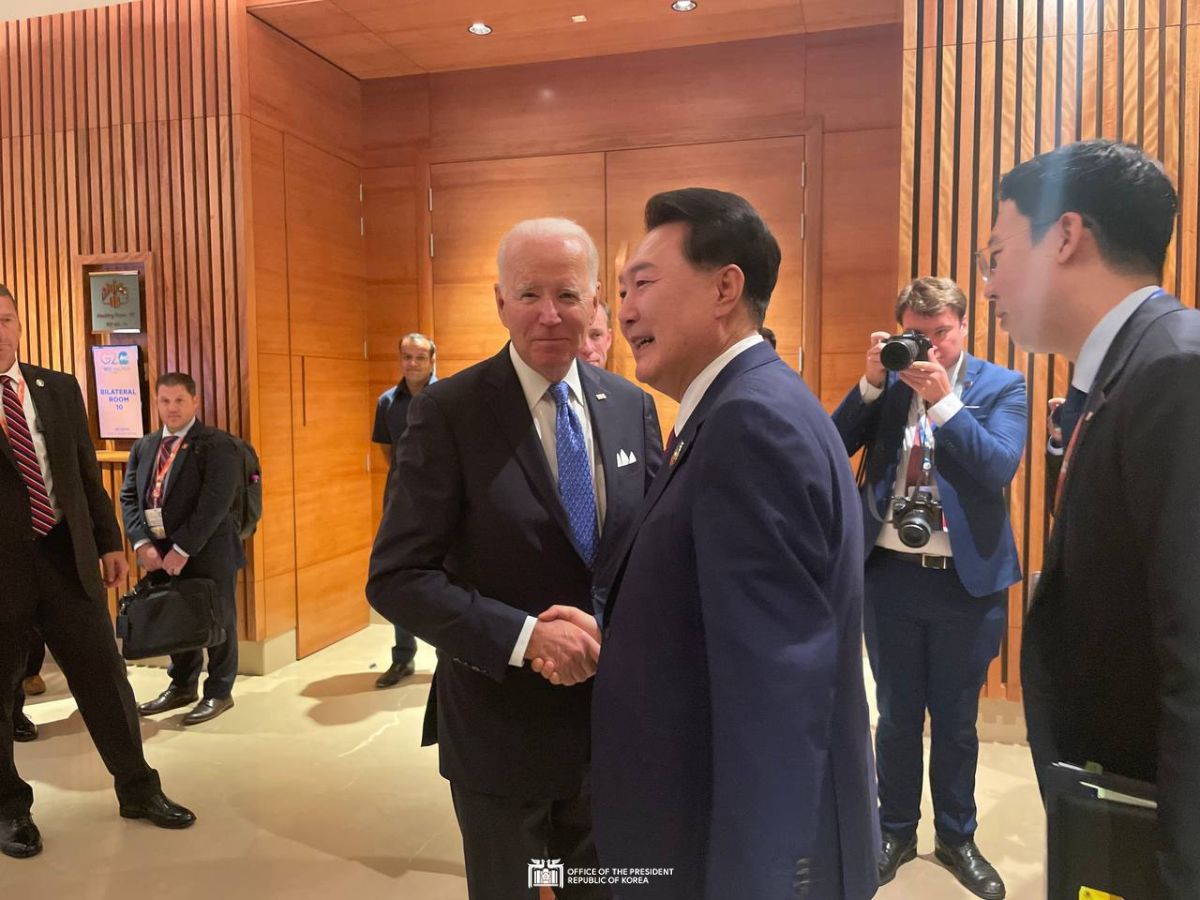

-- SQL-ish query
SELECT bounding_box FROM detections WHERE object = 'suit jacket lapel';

[482,349,579,558]
[20,365,61,484]
[138,430,163,507]
[162,421,202,503]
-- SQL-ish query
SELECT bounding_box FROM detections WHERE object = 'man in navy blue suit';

[832,276,1027,899]
[543,188,878,899]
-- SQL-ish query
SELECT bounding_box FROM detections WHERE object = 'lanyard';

[149,435,185,508]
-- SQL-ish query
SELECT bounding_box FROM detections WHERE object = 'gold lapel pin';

[35,378,45,387]
[670,440,686,467]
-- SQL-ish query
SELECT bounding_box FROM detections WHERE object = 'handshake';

[523,605,602,687]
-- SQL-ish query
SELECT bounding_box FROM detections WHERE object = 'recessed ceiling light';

[467,22,493,35]
[671,0,698,10]
[571,14,588,23]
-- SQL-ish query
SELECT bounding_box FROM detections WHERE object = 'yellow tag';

[1080,888,1124,900]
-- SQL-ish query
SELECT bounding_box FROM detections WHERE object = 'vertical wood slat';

[0,0,248,624]
[902,0,1200,700]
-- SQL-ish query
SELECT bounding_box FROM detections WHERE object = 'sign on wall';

[92,345,145,439]
[89,271,142,332]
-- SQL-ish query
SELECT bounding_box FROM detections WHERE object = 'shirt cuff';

[172,544,190,559]
[858,376,884,404]
[509,615,538,667]
[928,393,964,427]
[133,539,150,551]
[1046,438,1065,457]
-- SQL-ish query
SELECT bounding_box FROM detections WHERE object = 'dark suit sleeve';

[66,376,122,555]
[640,390,664,488]
[1120,354,1200,898]
[934,372,1028,492]
[691,398,843,898]
[367,390,528,682]
[170,433,240,556]
[830,379,885,456]
[120,438,151,546]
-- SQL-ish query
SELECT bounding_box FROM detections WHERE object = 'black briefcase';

[1045,762,1164,899]
[115,572,227,660]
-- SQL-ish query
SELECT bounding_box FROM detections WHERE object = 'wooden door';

[605,137,812,433]
[429,154,607,376]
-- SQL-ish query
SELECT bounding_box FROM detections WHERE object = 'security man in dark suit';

[121,372,244,726]
[985,139,1200,899]
[0,285,195,859]
[368,218,663,900]
[833,276,1027,899]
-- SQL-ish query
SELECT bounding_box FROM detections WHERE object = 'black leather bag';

[115,572,226,660]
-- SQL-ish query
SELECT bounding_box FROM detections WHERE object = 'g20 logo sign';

[98,350,132,366]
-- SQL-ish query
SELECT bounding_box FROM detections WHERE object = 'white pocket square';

[616,449,638,468]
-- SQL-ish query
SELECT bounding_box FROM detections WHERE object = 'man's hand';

[101,551,129,588]
[898,345,953,405]
[162,548,188,577]
[865,331,892,389]
[524,614,600,687]
[1047,396,1066,445]
[136,544,164,572]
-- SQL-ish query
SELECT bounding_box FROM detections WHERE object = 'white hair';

[496,218,600,288]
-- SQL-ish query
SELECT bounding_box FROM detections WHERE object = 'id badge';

[145,508,166,540]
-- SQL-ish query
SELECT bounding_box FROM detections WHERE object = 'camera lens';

[897,511,933,547]
[881,338,920,372]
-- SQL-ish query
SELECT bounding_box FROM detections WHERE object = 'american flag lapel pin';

[595,392,607,401]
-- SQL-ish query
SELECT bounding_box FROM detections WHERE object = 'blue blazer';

[592,342,879,900]
[831,353,1027,598]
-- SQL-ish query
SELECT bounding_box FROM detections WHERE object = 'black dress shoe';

[181,696,234,726]
[375,660,415,688]
[934,836,1006,899]
[138,685,198,716]
[0,814,42,859]
[878,831,918,885]
[119,791,196,829]
[12,712,37,743]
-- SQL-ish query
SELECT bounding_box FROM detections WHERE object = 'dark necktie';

[549,382,598,566]
[1059,385,1088,450]
[146,434,180,508]
[2,375,55,536]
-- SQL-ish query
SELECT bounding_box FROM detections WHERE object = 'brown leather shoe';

[181,696,234,726]
[12,712,37,743]
[22,675,46,696]
[137,685,198,716]
[0,814,42,858]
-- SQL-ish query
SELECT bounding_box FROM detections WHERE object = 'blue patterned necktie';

[549,381,598,566]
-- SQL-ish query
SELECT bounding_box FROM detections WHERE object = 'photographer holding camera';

[832,276,1027,899]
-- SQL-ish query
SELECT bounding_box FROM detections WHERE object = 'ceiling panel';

[247,0,899,79]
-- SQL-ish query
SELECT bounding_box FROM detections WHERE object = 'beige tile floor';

[9,624,1046,899]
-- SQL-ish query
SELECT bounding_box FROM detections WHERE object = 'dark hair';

[156,372,197,396]
[998,139,1178,278]
[895,276,967,322]
[0,283,16,313]
[757,325,777,349]
[644,188,781,325]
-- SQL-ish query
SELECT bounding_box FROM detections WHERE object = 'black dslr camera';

[881,330,933,372]
[890,489,944,548]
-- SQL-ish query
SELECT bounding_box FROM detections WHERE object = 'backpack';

[229,436,263,540]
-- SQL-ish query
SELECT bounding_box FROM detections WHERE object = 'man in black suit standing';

[983,139,1200,898]
[368,217,663,900]
[0,285,195,859]
[122,372,244,726]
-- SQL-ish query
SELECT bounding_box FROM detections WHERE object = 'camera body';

[891,489,944,548]
[881,330,933,372]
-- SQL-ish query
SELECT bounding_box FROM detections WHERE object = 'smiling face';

[400,338,434,388]
[618,222,742,401]
[495,233,598,382]
[983,199,1069,353]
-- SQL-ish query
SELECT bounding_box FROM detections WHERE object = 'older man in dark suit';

[985,139,1200,899]
[0,285,194,860]
[367,218,662,900]
[543,189,877,899]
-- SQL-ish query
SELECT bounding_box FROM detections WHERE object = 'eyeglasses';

[974,227,1031,284]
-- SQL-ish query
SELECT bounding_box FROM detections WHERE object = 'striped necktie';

[2,375,55,536]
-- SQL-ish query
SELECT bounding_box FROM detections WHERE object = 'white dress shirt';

[507,345,606,666]
[0,360,62,521]
[132,417,197,558]
[1046,284,1160,455]
[858,351,967,556]
[674,333,765,435]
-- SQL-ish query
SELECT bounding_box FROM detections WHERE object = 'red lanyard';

[149,435,185,508]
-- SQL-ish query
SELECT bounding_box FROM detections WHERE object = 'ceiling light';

[571,14,588,23]
[671,0,698,10]
[467,22,493,35]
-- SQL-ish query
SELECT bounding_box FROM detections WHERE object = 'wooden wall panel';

[1,0,253,634]
[901,0,1200,700]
